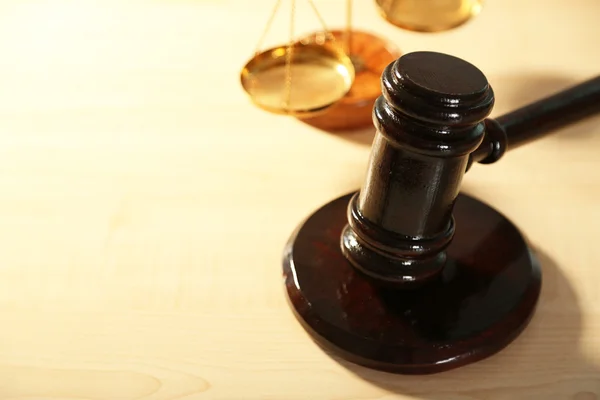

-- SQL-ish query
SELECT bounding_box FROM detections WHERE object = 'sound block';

[283,192,541,374]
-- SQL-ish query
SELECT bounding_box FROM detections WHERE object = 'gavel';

[283,51,600,374]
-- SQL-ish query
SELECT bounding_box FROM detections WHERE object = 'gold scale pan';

[240,0,356,119]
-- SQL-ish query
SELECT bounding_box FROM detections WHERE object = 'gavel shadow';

[323,245,598,399]
[299,123,376,146]
[487,72,599,142]
[491,73,578,111]
[331,126,377,146]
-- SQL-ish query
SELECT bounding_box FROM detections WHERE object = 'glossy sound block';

[283,192,542,374]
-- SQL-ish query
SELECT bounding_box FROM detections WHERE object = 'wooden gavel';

[283,51,600,374]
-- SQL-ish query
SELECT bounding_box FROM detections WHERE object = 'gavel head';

[341,51,495,287]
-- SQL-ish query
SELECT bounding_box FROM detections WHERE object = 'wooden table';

[0,0,599,398]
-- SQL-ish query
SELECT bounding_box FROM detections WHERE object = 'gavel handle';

[472,75,600,164]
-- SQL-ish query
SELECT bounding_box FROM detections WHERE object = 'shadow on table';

[331,126,377,147]
[327,247,599,399]
[489,72,600,143]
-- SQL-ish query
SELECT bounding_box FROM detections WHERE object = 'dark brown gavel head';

[283,51,599,374]
[342,51,494,288]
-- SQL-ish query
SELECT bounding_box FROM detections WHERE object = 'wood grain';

[0,0,599,398]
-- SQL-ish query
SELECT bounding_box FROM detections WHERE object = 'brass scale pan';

[240,36,355,118]
[240,0,356,118]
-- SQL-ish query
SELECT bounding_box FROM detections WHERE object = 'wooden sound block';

[283,192,541,374]
[297,30,400,131]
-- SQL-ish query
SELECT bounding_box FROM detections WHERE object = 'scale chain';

[250,0,354,114]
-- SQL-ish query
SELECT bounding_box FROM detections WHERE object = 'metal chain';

[252,0,354,112]
[306,0,349,55]
[284,0,295,110]
[345,0,352,55]
[254,0,283,55]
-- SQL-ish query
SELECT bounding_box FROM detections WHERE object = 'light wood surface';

[0,0,599,399]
